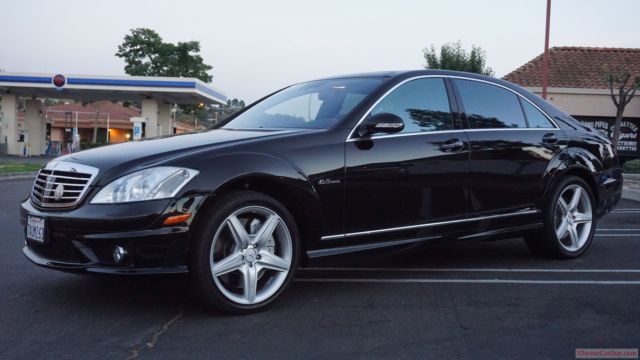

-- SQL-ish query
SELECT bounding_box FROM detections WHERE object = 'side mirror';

[357,113,404,137]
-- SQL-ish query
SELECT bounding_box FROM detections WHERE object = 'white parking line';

[595,234,640,237]
[596,229,640,231]
[301,267,640,273]
[295,278,640,285]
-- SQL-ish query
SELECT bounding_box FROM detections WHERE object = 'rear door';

[343,77,469,241]
[452,78,562,217]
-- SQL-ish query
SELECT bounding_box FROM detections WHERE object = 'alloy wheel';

[209,206,292,305]
[554,184,593,252]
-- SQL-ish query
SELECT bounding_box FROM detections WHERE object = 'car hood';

[56,128,303,173]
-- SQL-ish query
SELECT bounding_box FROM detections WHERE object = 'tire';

[190,191,301,314]
[524,176,596,259]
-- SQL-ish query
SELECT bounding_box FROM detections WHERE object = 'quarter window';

[520,99,554,128]
[369,78,452,133]
[454,79,527,129]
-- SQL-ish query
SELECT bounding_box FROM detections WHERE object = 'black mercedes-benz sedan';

[21,70,622,313]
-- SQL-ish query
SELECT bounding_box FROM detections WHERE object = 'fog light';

[113,246,127,263]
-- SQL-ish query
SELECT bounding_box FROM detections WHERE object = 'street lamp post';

[171,104,177,135]
[542,0,551,100]
[106,113,110,144]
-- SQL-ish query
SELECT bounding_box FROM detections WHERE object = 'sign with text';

[575,116,639,157]
[132,122,142,140]
[130,117,147,141]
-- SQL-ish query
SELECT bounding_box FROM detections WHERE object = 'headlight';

[91,167,199,204]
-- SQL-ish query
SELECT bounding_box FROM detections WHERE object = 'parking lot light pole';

[542,0,551,99]
[106,113,110,144]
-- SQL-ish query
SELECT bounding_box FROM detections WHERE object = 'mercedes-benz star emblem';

[53,184,65,201]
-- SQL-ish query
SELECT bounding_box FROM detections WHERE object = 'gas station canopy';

[0,72,228,156]
[0,72,227,105]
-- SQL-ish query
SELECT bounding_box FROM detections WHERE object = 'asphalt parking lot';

[1,178,639,359]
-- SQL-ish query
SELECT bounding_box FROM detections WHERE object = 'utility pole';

[106,113,110,144]
[542,0,551,99]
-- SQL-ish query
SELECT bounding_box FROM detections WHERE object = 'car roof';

[315,69,497,81]
[312,69,516,96]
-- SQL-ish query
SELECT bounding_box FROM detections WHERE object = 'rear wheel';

[524,176,595,259]
[190,191,300,314]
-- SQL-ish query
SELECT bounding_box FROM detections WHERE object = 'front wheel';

[524,176,596,259]
[190,191,300,314]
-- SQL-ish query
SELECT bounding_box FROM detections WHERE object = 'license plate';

[26,215,46,243]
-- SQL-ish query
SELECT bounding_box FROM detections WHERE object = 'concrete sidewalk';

[623,174,640,202]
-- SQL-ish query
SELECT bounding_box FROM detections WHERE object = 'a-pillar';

[1,93,18,155]
[24,99,45,155]
[141,98,158,138]
[158,103,172,136]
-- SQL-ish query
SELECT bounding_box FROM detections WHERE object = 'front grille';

[31,161,99,208]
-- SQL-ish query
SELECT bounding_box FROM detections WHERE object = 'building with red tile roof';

[15,101,199,154]
[504,47,640,159]
[44,101,141,144]
[504,47,640,89]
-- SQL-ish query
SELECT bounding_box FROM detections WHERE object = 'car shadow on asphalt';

[30,272,192,310]
[23,238,548,314]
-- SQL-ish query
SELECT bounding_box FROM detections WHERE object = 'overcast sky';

[1,0,639,103]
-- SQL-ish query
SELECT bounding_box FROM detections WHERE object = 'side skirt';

[306,222,544,259]
[306,236,441,259]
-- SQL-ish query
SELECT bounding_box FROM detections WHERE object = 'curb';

[0,172,38,181]
[622,174,640,202]
[623,173,640,181]
[622,174,640,201]
[622,188,640,202]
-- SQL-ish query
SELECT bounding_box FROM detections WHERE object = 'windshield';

[222,77,384,129]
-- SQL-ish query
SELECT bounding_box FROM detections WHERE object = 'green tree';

[116,28,212,82]
[116,28,213,116]
[222,98,246,118]
[206,98,246,126]
[423,41,494,76]
[603,64,640,149]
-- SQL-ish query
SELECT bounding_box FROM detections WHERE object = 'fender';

[181,151,324,251]
[540,146,603,209]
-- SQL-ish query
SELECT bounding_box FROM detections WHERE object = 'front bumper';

[22,245,189,275]
[20,195,206,274]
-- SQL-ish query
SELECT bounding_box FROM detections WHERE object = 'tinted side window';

[370,78,452,133]
[520,99,555,128]
[455,79,527,129]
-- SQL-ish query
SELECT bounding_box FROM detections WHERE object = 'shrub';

[623,159,640,174]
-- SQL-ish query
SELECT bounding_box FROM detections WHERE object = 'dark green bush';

[623,159,640,174]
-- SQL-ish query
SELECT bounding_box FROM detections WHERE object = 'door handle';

[440,139,465,151]
[542,133,558,144]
